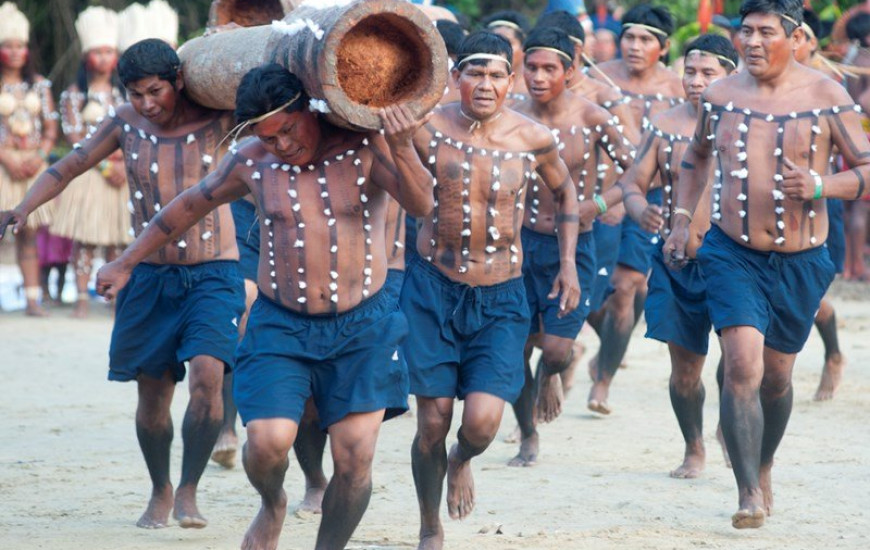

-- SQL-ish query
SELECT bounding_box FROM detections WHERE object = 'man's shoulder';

[801,68,853,106]
[504,109,555,151]
[702,75,741,105]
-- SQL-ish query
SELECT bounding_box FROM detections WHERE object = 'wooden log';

[179,0,447,131]
[207,0,287,28]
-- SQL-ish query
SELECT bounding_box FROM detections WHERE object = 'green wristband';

[812,174,823,200]
[593,194,607,215]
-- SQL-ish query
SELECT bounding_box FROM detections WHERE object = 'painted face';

[682,51,731,106]
[452,58,514,119]
[126,75,180,127]
[523,49,572,104]
[491,26,525,72]
[739,12,798,78]
[0,39,28,71]
[620,26,666,73]
[86,46,119,75]
[253,109,322,166]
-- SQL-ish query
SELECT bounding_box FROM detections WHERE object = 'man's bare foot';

[136,485,173,529]
[587,381,611,415]
[446,444,475,520]
[503,425,521,444]
[507,431,539,467]
[731,507,765,529]
[417,526,444,550]
[536,373,564,423]
[241,492,288,550]
[669,446,705,479]
[296,485,325,515]
[173,486,207,528]
[25,303,49,317]
[716,423,731,468]
[561,340,584,396]
[71,300,88,319]
[210,431,238,469]
[760,463,773,516]
[814,353,846,401]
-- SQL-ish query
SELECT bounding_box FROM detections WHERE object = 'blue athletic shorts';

[233,290,409,429]
[400,257,531,403]
[522,227,596,338]
[109,260,246,382]
[230,199,260,282]
[826,198,845,274]
[617,187,663,273]
[384,268,405,304]
[590,219,621,312]
[645,243,712,356]
[697,225,836,354]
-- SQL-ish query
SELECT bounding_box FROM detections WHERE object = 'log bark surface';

[179,0,447,131]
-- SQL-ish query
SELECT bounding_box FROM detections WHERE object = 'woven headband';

[687,49,737,69]
[457,53,512,72]
[525,46,573,63]
[622,23,668,38]
[217,92,302,152]
[487,20,522,33]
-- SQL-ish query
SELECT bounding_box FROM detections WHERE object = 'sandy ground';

[1,268,869,549]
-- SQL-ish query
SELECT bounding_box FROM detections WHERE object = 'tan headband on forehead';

[688,49,737,70]
[569,36,584,47]
[457,53,512,72]
[801,22,816,41]
[623,22,668,38]
[487,20,522,33]
[780,13,800,28]
[217,92,302,152]
[525,46,573,63]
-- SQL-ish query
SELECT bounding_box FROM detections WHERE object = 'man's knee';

[332,444,376,487]
[188,356,225,401]
[540,339,574,370]
[416,399,453,449]
[460,407,502,448]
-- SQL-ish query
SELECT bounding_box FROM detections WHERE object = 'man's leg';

[241,418,298,550]
[508,343,537,466]
[412,396,454,550]
[173,355,225,528]
[294,398,328,513]
[447,392,505,520]
[213,279,258,469]
[135,370,176,529]
[588,266,646,414]
[315,410,386,550]
[667,342,707,479]
[72,243,95,318]
[813,298,846,401]
[536,335,575,423]
[719,326,767,529]
[758,346,798,517]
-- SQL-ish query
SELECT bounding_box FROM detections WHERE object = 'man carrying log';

[400,31,580,549]
[0,39,244,530]
[94,62,434,550]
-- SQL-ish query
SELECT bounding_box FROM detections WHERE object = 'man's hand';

[95,260,132,302]
[0,209,27,240]
[639,204,664,233]
[578,200,599,230]
[782,156,816,201]
[379,105,432,149]
[663,224,690,270]
[105,161,127,188]
[548,263,580,318]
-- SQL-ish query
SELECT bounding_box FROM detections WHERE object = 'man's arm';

[536,137,581,315]
[95,155,250,299]
[369,105,435,217]
[0,115,122,238]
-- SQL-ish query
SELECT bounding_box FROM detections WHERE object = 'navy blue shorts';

[109,261,246,382]
[400,257,531,403]
[590,219,621,312]
[522,227,596,339]
[826,198,845,274]
[234,290,409,429]
[645,243,712,356]
[697,225,836,354]
[231,199,260,282]
[617,187,663,273]
[384,268,405,304]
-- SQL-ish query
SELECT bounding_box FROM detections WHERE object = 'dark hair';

[523,27,574,69]
[118,39,180,87]
[75,58,125,100]
[235,63,307,124]
[620,5,674,48]
[534,10,585,45]
[739,0,802,36]
[455,31,513,72]
[802,9,821,41]
[846,13,870,46]
[480,10,530,42]
[685,34,740,73]
[436,20,467,56]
